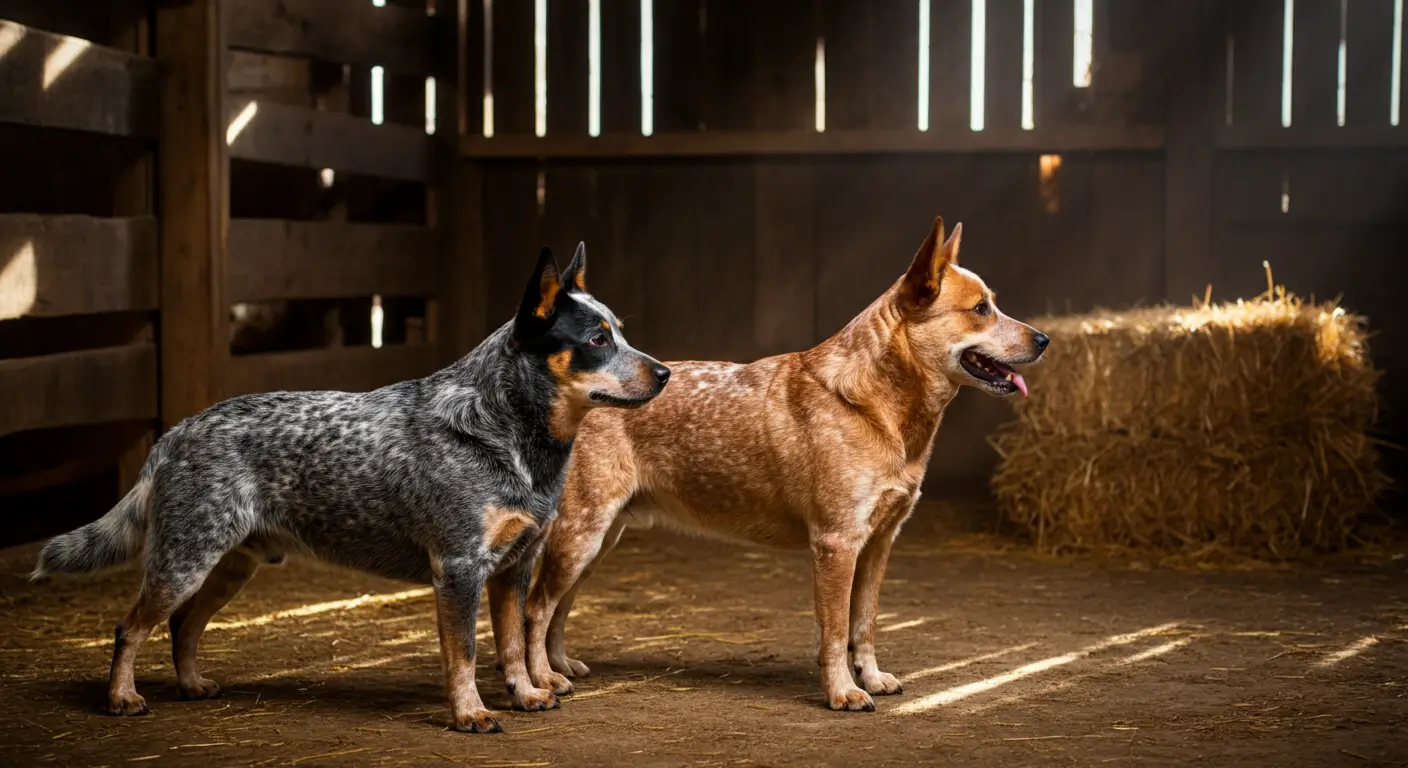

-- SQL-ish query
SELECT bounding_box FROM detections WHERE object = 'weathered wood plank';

[929,0,972,132]
[491,0,536,135]
[0,20,160,138]
[227,344,440,396]
[228,220,438,302]
[1216,124,1408,148]
[984,0,1024,131]
[547,0,589,135]
[227,100,432,181]
[157,0,229,429]
[1164,0,1223,303]
[1345,0,1395,127]
[599,0,641,134]
[225,0,441,74]
[754,160,815,357]
[0,215,157,319]
[0,344,157,436]
[1230,0,1284,127]
[461,125,1164,157]
[1291,0,1340,128]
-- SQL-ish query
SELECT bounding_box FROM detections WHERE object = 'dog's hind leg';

[545,515,627,679]
[169,549,261,700]
[433,558,500,733]
[811,531,873,711]
[487,541,559,713]
[848,495,916,697]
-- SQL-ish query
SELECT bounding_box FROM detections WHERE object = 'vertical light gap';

[535,0,547,136]
[372,0,386,6]
[1394,0,1404,125]
[1226,33,1236,125]
[971,0,986,131]
[425,76,437,134]
[483,0,495,137]
[641,0,654,136]
[319,168,335,188]
[1336,0,1346,126]
[371,295,385,349]
[1021,0,1034,130]
[1280,172,1291,213]
[1282,0,1294,127]
[1073,0,1093,87]
[536,170,547,215]
[371,65,385,125]
[588,0,602,137]
[815,37,827,132]
[918,0,931,131]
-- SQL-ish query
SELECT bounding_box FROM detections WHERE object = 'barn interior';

[0,0,1405,765]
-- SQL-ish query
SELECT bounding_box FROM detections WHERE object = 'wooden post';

[1163,0,1224,302]
[156,0,229,428]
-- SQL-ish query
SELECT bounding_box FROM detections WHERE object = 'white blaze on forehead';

[571,291,629,346]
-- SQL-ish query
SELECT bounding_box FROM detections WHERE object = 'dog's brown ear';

[515,247,562,337]
[898,217,962,310]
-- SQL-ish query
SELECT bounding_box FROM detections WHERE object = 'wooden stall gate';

[0,0,470,544]
[457,0,1408,487]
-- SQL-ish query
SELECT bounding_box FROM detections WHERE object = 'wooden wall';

[459,0,1408,486]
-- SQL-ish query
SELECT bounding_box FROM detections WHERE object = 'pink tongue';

[1010,372,1028,397]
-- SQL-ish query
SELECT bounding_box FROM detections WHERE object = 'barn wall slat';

[0,344,157,436]
[928,0,972,132]
[599,0,642,134]
[1345,0,1395,128]
[984,0,1024,131]
[653,0,705,132]
[225,0,440,74]
[227,345,441,397]
[547,0,589,136]
[491,0,536,135]
[1230,0,1284,127]
[228,220,439,302]
[1290,0,1340,129]
[227,101,432,181]
[0,215,158,318]
[0,20,160,138]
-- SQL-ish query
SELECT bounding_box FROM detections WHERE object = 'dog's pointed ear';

[516,247,562,336]
[561,241,588,293]
[897,217,962,310]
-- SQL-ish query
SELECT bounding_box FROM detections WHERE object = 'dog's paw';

[106,691,149,716]
[451,709,503,734]
[179,676,222,700]
[535,670,575,696]
[511,686,560,712]
[550,654,591,678]
[827,687,876,712]
[860,671,903,696]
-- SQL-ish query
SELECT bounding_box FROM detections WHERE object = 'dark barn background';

[1,0,1405,546]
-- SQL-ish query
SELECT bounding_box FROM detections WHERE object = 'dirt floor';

[2,507,1406,767]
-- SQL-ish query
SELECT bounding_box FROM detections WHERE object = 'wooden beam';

[227,344,440,396]
[227,100,432,182]
[225,0,441,74]
[1216,124,1408,149]
[0,344,157,436]
[460,126,1165,159]
[0,20,160,138]
[0,215,158,318]
[157,0,229,429]
[1164,0,1224,302]
[228,220,438,302]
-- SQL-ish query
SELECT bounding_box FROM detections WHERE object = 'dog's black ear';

[561,241,588,293]
[516,247,562,337]
[897,216,962,310]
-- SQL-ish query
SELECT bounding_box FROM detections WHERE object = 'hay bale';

[991,282,1388,560]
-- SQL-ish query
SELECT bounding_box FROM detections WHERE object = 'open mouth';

[589,391,656,408]
[959,349,1028,397]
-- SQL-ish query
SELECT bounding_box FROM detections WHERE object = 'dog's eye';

[974,300,991,316]
[588,333,609,348]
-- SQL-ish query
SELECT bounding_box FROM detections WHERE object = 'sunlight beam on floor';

[1316,635,1378,667]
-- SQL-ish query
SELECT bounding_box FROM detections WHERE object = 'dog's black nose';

[652,365,671,386]
[1033,332,1050,351]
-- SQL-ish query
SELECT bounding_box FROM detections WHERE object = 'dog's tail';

[31,426,182,580]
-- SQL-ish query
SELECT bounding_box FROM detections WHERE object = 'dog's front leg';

[488,543,559,713]
[848,508,911,697]
[811,532,874,711]
[433,560,501,733]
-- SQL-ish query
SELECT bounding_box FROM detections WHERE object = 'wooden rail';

[227,345,440,397]
[0,345,158,437]
[225,0,442,74]
[228,100,431,181]
[0,215,158,319]
[460,126,1166,159]
[0,20,160,138]
[229,220,439,302]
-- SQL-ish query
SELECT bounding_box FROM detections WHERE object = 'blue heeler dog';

[33,244,669,733]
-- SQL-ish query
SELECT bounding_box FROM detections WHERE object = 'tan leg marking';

[483,506,536,550]
[169,551,261,700]
[435,584,500,733]
[487,568,558,712]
